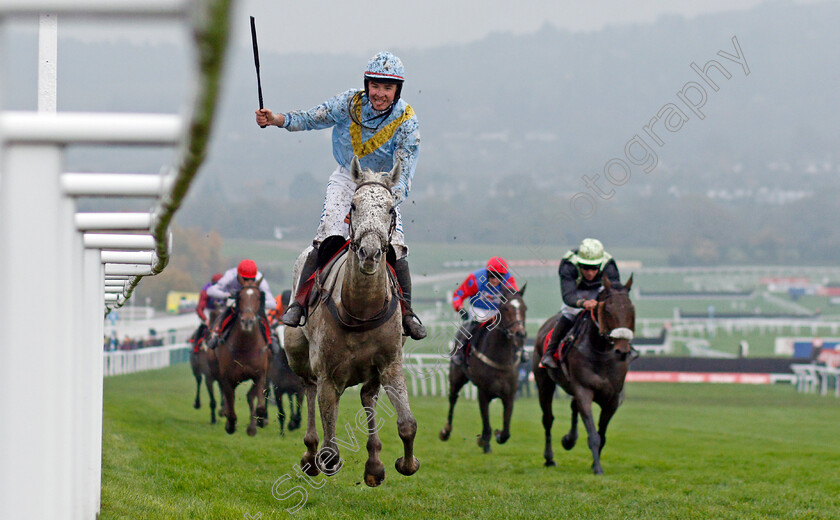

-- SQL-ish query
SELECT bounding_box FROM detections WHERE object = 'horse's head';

[348,156,399,275]
[595,275,635,360]
[497,283,528,349]
[236,278,263,333]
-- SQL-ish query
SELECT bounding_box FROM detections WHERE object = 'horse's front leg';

[380,363,420,476]
[255,369,269,428]
[476,389,493,454]
[439,363,469,441]
[289,392,302,431]
[276,388,287,436]
[597,398,620,457]
[360,378,385,487]
[495,391,514,445]
[316,381,342,476]
[220,378,237,435]
[192,361,202,409]
[534,367,557,466]
[300,383,320,477]
[574,391,603,474]
[246,382,259,436]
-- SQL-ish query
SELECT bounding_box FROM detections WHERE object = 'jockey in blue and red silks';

[255,51,426,341]
[450,257,519,366]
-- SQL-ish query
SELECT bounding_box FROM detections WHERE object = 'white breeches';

[314,165,408,258]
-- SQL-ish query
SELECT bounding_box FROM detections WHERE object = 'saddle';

[461,321,490,365]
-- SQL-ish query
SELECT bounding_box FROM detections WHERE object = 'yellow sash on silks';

[350,92,415,158]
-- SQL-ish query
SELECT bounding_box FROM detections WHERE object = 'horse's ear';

[602,274,612,291]
[624,274,633,291]
[350,156,363,183]
[387,160,402,188]
[518,282,527,297]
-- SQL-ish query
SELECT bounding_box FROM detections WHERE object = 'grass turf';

[102,364,840,519]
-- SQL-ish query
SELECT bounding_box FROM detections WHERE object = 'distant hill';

[4,0,839,264]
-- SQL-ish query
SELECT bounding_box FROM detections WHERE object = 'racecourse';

[101,364,840,519]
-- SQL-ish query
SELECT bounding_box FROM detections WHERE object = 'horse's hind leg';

[561,398,579,451]
[205,377,217,424]
[361,378,385,487]
[535,368,557,466]
[289,392,302,431]
[380,364,420,477]
[277,390,286,436]
[300,383,320,477]
[439,364,468,441]
[192,366,202,409]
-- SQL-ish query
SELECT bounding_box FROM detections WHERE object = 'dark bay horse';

[285,157,420,487]
[268,335,304,435]
[190,308,223,424]
[216,280,270,436]
[439,284,528,453]
[532,275,634,474]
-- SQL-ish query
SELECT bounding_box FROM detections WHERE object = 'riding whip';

[250,16,266,128]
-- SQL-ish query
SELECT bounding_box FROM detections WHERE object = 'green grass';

[102,365,840,519]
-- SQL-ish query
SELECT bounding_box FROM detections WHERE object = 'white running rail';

[0,1,232,518]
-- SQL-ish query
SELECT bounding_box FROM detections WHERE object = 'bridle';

[591,291,634,347]
[347,180,396,254]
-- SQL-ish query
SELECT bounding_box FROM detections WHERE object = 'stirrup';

[540,350,558,369]
[281,302,305,327]
[403,313,426,340]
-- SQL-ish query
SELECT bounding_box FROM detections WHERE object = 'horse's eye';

[389,207,396,215]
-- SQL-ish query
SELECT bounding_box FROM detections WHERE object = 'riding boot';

[540,315,574,368]
[269,333,281,356]
[452,320,476,366]
[282,247,319,327]
[394,257,427,340]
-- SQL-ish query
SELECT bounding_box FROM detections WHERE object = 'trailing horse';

[190,308,224,424]
[439,284,528,453]
[216,280,271,436]
[268,333,304,435]
[532,275,634,474]
[284,157,420,487]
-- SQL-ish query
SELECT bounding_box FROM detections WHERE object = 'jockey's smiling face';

[368,81,397,111]
[580,264,600,281]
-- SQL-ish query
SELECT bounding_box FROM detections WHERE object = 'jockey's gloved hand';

[225,296,235,307]
[457,308,470,322]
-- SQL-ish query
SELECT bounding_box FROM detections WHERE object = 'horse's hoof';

[494,429,510,444]
[544,459,556,468]
[395,456,419,476]
[247,425,257,436]
[301,455,320,477]
[482,444,492,454]
[210,416,216,425]
[592,465,604,475]
[256,417,266,428]
[317,450,343,475]
[476,435,484,447]
[225,422,236,435]
[439,428,451,441]
[193,401,201,409]
[364,460,386,486]
[561,435,576,451]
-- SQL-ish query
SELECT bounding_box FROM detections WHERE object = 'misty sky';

[54,0,832,57]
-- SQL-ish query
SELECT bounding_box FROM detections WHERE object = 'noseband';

[592,292,634,345]
[347,180,396,254]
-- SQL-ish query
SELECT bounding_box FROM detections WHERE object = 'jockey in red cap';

[204,260,279,353]
[450,257,518,366]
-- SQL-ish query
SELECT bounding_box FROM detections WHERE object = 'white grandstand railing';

[104,343,191,377]
[0,1,232,519]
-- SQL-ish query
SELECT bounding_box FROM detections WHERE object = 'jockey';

[188,272,224,351]
[540,238,621,369]
[255,51,426,341]
[205,259,278,352]
[450,257,519,366]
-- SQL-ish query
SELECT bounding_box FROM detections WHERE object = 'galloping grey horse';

[284,157,420,487]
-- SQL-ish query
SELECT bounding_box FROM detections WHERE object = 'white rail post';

[0,144,73,518]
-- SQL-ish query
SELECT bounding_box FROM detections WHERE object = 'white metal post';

[0,144,72,518]
[83,248,105,517]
